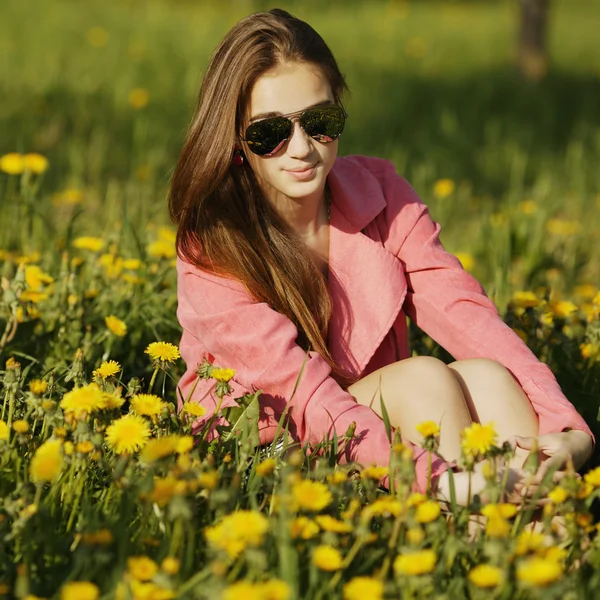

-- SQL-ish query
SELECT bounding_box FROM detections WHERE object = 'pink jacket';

[176,154,593,493]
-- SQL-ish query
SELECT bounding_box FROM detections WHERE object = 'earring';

[232,143,245,166]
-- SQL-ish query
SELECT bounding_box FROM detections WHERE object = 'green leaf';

[379,388,392,444]
[223,391,261,448]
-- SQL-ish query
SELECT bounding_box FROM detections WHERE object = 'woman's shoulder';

[333,154,425,218]
[176,255,247,295]
[335,153,399,181]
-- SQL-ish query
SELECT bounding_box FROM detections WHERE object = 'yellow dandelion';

[362,496,403,520]
[433,178,455,199]
[81,529,113,545]
[147,239,175,259]
[584,466,600,487]
[511,291,542,308]
[256,457,277,477]
[123,258,141,270]
[515,530,545,555]
[30,439,64,483]
[182,402,206,418]
[548,300,578,319]
[580,343,600,361]
[415,500,441,524]
[260,580,291,600]
[0,153,25,175]
[481,504,518,520]
[197,470,219,490]
[148,476,180,506]
[145,341,180,363]
[291,516,319,540]
[86,26,109,47]
[25,265,53,291]
[211,367,236,382]
[461,422,497,457]
[343,576,384,600]
[60,581,100,600]
[19,290,48,304]
[518,199,537,215]
[315,515,353,533]
[547,486,569,504]
[72,236,105,252]
[222,582,262,600]
[312,545,343,571]
[205,510,269,559]
[128,88,150,109]
[29,379,48,396]
[100,392,125,410]
[52,187,83,206]
[60,383,106,418]
[0,420,9,442]
[546,219,580,236]
[516,556,562,586]
[105,414,151,454]
[468,564,504,588]
[361,465,389,480]
[23,153,49,174]
[127,556,158,581]
[76,441,94,454]
[176,435,194,453]
[92,360,121,379]
[406,527,425,545]
[140,436,180,462]
[454,252,475,272]
[415,420,440,439]
[98,253,123,278]
[105,315,127,337]
[406,492,427,507]
[485,516,510,538]
[12,420,29,434]
[130,394,166,418]
[292,479,333,512]
[394,549,437,576]
[161,557,180,575]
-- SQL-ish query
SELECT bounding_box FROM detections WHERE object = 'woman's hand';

[510,430,594,481]
[436,462,531,506]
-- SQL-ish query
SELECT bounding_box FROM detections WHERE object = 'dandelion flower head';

[145,341,180,363]
[105,414,151,454]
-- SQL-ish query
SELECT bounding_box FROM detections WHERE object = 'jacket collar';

[327,156,387,231]
[326,156,408,379]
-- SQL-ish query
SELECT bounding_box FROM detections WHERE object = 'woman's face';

[240,62,339,204]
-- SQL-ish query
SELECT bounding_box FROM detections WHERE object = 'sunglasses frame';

[239,101,348,157]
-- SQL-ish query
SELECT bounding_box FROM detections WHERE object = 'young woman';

[169,8,593,502]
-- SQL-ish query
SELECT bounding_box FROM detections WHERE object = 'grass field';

[1,0,600,597]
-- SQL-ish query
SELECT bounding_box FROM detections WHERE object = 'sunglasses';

[240,103,348,157]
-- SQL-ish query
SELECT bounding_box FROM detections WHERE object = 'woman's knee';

[448,357,538,437]
[448,357,514,385]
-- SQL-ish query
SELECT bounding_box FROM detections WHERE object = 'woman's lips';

[285,164,317,180]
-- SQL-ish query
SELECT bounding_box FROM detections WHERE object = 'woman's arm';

[379,166,594,446]
[177,258,450,493]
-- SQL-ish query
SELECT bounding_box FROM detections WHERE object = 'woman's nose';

[286,118,313,157]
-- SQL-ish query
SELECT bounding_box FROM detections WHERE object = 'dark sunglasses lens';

[244,117,292,156]
[301,105,346,142]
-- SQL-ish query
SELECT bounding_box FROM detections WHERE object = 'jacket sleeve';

[383,169,594,443]
[177,261,449,492]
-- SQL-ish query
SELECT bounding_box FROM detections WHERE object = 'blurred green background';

[1,0,600,305]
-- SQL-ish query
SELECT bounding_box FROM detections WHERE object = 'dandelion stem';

[378,513,403,581]
[174,567,212,598]
[148,367,160,394]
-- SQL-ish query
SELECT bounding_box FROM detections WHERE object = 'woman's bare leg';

[348,356,473,463]
[447,358,539,468]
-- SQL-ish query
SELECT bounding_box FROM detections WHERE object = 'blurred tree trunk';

[517,0,550,82]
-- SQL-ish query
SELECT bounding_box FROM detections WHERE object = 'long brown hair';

[168,9,351,384]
